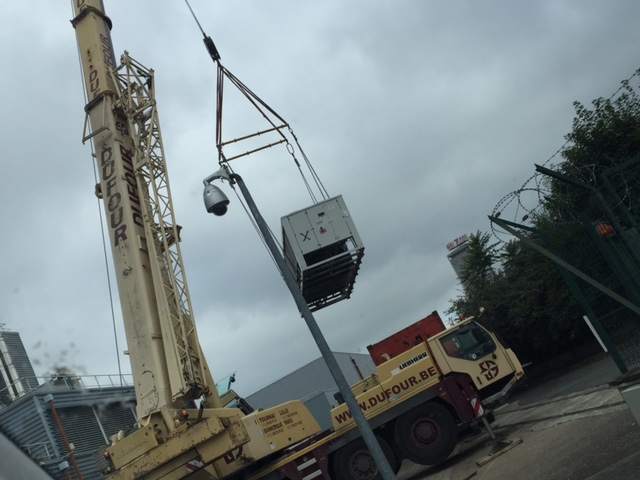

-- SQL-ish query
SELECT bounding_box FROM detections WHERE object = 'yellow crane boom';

[71,2,320,478]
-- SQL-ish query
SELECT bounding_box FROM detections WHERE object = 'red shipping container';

[367,311,446,366]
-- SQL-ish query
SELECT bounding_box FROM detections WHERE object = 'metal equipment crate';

[282,196,364,312]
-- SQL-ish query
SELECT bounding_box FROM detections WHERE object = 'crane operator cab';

[216,374,254,415]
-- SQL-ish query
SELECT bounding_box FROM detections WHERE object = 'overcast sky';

[1,1,639,397]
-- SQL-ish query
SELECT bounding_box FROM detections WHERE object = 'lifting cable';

[213,60,291,260]
[216,66,328,205]
[185,0,329,205]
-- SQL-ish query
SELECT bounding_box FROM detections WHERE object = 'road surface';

[397,354,640,480]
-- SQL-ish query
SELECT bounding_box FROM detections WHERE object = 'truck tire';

[393,402,457,465]
[332,436,398,480]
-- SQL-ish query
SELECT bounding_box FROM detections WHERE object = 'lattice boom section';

[114,54,207,393]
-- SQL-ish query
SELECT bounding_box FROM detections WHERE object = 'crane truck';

[70,2,523,479]
[238,312,523,480]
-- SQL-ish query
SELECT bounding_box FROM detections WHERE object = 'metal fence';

[491,156,640,374]
[0,373,134,410]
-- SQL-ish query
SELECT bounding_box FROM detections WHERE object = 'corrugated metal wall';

[0,385,135,480]
[246,352,376,430]
[1,395,54,460]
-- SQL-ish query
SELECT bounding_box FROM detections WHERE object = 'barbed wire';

[490,67,640,245]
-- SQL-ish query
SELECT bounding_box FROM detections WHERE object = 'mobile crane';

[235,311,523,480]
[71,2,321,479]
[71,2,524,479]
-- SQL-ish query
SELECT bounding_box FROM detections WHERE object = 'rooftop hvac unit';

[282,195,364,312]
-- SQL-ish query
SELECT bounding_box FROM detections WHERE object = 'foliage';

[562,75,640,169]
[459,231,498,287]
[449,70,640,364]
[447,232,585,363]
[553,75,640,220]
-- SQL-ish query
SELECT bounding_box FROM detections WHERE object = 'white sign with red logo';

[446,234,469,251]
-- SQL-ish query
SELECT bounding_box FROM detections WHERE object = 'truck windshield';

[439,322,496,361]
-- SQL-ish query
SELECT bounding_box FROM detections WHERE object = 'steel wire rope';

[213,62,327,266]
[223,172,287,276]
[184,0,207,38]
[186,0,326,268]
[184,0,293,294]
[288,126,330,201]
[215,63,329,204]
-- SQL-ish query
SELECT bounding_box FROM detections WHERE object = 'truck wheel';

[393,402,457,465]
[332,436,398,480]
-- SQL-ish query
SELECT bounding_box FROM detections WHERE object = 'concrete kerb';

[495,384,610,414]
[475,437,524,467]
[491,383,628,431]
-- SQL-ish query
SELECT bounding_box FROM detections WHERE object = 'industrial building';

[246,352,377,431]
[446,234,471,281]
[0,328,135,480]
[1,325,378,478]
[0,329,39,405]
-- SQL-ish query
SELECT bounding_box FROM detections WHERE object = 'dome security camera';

[203,183,230,216]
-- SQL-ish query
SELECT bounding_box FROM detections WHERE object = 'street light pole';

[205,169,396,479]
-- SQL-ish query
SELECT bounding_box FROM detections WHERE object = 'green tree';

[448,230,583,363]
[553,74,640,220]
[449,70,640,367]
[448,232,506,328]
[562,76,640,169]
[459,231,498,287]
[447,231,499,322]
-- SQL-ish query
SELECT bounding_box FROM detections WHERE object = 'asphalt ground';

[396,354,640,480]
